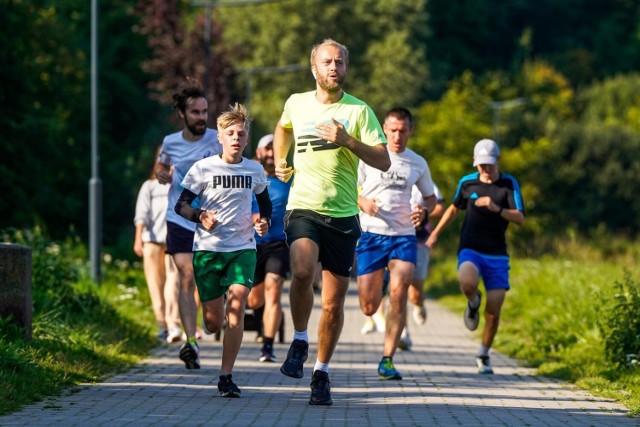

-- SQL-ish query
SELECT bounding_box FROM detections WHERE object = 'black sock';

[263,337,274,349]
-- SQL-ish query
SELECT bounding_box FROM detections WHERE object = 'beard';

[185,119,206,136]
[316,73,344,93]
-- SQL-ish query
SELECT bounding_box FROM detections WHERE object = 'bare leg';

[316,270,349,363]
[458,261,480,302]
[383,260,414,358]
[143,243,167,330]
[357,269,385,316]
[288,238,319,332]
[164,252,181,329]
[172,252,197,339]
[263,273,284,339]
[221,285,251,374]
[482,289,505,349]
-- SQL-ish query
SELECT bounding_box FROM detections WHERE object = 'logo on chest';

[211,175,252,189]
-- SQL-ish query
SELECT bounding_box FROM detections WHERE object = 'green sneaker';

[378,357,402,380]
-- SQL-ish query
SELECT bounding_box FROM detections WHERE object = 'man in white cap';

[426,138,525,374]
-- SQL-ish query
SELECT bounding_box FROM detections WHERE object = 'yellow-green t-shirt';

[280,91,386,217]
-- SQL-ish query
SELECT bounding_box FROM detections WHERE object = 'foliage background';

[1,0,640,254]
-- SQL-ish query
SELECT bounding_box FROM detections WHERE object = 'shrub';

[597,272,640,369]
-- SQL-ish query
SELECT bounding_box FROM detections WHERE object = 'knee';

[203,316,223,333]
[361,302,378,317]
[322,298,344,318]
[484,310,501,326]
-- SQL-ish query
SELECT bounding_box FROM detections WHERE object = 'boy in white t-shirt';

[175,103,272,398]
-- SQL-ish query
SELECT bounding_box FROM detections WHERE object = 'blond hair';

[217,103,252,131]
[310,38,349,67]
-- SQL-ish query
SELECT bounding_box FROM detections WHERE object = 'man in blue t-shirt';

[248,134,292,363]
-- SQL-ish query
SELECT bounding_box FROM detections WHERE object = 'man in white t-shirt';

[156,78,222,370]
[356,107,437,380]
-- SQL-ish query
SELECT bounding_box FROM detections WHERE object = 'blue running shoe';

[378,357,402,380]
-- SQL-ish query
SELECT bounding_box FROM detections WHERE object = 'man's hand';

[199,210,219,231]
[411,204,426,228]
[315,119,351,147]
[156,164,173,185]
[275,159,294,183]
[474,196,500,213]
[359,197,381,216]
[254,217,269,237]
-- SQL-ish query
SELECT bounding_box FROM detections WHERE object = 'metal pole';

[89,0,102,283]
[203,4,212,96]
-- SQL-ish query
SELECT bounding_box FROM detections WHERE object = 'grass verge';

[0,228,157,415]
[427,250,640,416]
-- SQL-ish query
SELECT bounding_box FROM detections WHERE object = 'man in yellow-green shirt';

[273,38,391,406]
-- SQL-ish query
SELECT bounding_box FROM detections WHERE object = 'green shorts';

[192,249,256,302]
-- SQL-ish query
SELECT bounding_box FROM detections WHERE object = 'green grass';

[0,228,158,415]
[426,247,640,416]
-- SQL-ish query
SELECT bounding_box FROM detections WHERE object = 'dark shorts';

[166,221,195,255]
[254,240,290,284]
[193,249,256,302]
[284,209,361,277]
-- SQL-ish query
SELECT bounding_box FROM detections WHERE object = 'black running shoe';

[259,346,277,363]
[218,374,241,398]
[179,342,200,369]
[309,370,332,406]
[280,339,308,378]
[464,291,482,331]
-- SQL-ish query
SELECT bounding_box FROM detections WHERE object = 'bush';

[598,272,640,369]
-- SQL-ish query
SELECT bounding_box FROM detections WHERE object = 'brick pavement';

[1,283,637,426]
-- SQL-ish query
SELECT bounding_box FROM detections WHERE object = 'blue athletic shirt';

[252,175,291,244]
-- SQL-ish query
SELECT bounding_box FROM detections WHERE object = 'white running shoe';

[372,311,386,333]
[398,332,412,351]
[360,317,377,334]
[413,304,427,325]
[166,326,183,344]
[476,355,494,374]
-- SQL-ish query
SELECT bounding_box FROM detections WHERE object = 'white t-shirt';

[160,128,221,231]
[180,156,269,252]
[358,148,434,236]
[133,179,169,244]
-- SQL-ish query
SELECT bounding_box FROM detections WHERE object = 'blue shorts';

[356,232,417,276]
[457,248,510,291]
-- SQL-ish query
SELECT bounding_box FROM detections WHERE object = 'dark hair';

[385,107,413,129]
[172,77,206,113]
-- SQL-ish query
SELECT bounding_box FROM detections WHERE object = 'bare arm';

[425,204,459,249]
[315,119,391,171]
[273,122,294,182]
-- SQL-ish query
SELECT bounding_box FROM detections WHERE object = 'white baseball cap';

[473,139,500,166]
[257,134,274,149]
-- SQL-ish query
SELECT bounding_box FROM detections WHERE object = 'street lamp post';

[89,0,102,283]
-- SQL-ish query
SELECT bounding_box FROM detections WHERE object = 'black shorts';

[254,240,290,284]
[166,221,195,255]
[284,209,361,277]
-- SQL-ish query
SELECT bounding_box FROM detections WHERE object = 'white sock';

[293,330,308,342]
[478,344,490,357]
[401,327,409,339]
[314,359,329,373]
